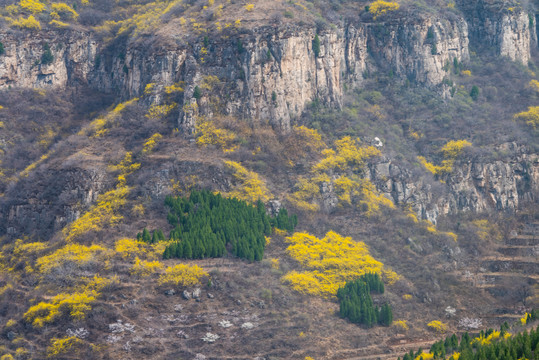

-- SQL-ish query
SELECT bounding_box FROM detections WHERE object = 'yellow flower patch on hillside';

[282,231,399,297]
[224,160,272,203]
[158,264,208,287]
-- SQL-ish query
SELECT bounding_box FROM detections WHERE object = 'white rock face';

[0,9,533,129]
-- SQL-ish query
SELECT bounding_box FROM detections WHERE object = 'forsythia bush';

[427,320,448,333]
[224,160,272,203]
[146,103,177,120]
[131,257,163,276]
[13,240,48,257]
[312,136,380,173]
[63,186,130,242]
[368,0,400,19]
[158,264,208,287]
[47,336,82,358]
[24,291,98,327]
[20,151,51,177]
[417,156,452,176]
[12,14,41,28]
[514,106,539,128]
[115,238,147,259]
[440,140,472,158]
[529,79,539,93]
[282,231,399,297]
[19,0,45,13]
[292,125,326,152]
[394,319,409,330]
[287,177,320,211]
[359,179,395,216]
[472,330,500,345]
[195,118,238,153]
[414,353,434,360]
[141,133,162,155]
[36,243,108,273]
[164,82,184,94]
[79,98,138,137]
[418,139,471,177]
[50,2,78,20]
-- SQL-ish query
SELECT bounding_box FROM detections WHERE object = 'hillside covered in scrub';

[0,0,538,359]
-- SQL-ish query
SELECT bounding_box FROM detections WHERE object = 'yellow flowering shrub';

[13,240,48,257]
[158,264,208,287]
[24,291,98,327]
[144,83,156,95]
[141,133,162,155]
[146,103,177,120]
[0,284,13,296]
[312,136,380,173]
[19,0,45,13]
[36,243,108,273]
[472,219,502,242]
[85,274,118,292]
[164,83,184,94]
[63,185,130,242]
[521,312,529,325]
[195,119,238,153]
[287,177,320,212]
[282,231,399,297]
[368,0,400,19]
[359,179,395,216]
[427,320,447,333]
[115,238,146,259]
[131,257,163,276]
[244,3,254,11]
[0,355,14,360]
[528,79,539,93]
[79,98,138,137]
[414,353,434,360]
[514,106,539,128]
[50,2,78,20]
[419,140,471,177]
[47,336,82,358]
[394,320,409,330]
[440,140,472,158]
[224,160,272,203]
[20,151,52,177]
[291,125,326,153]
[472,330,500,345]
[417,156,452,176]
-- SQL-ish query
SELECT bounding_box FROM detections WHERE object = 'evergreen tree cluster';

[161,190,296,261]
[401,322,539,360]
[136,228,165,244]
[270,207,298,232]
[337,273,392,327]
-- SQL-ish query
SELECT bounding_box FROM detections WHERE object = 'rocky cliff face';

[369,143,539,223]
[0,163,108,239]
[0,8,533,129]
[0,31,97,89]
[460,2,533,63]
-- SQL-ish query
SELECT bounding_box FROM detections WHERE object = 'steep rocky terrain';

[0,0,538,358]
